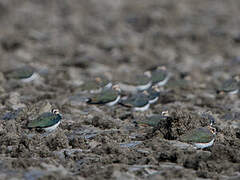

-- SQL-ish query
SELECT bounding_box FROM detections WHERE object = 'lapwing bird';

[79,76,112,93]
[146,85,160,104]
[119,91,150,111]
[151,66,170,86]
[86,84,121,106]
[135,113,170,128]
[217,75,240,95]
[179,126,216,149]
[5,66,38,83]
[128,71,152,91]
[27,109,62,132]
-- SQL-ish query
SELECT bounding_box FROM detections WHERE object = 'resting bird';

[86,85,121,106]
[151,66,170,86]
[119,91,150,111]
[127,71,152,91]
[135,113,170,128]
[145,85,161,104]
[27,109,62,132]
[217,75,240,95]
[5,66,38,83]
[179,126,216,149]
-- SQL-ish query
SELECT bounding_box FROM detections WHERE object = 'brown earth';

[0,0,240,179]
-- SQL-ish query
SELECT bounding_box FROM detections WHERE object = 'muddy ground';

[0,0,240,179]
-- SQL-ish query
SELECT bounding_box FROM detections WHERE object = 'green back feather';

[88,89,118,104]
[121,93,148,107]
[180,127,214,143]
[7,67,34,80]
[151,69,167,84]
[27,112,62,128]
[147,88,160,100]
[137,115,167,128]
[219,79,238,92]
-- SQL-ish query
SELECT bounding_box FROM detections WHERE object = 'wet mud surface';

[1,0,240,179]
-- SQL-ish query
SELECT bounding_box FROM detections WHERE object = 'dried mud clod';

[168,108,210,139]
[46,131,69,151]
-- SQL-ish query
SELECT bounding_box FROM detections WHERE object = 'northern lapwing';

[119,91,150,111]
[129,71,152,91]
[151,66,170,86]
[135,113,170,128]
[86,84,121,106]
[5,66,38,83]
[146,85,161,104]
[217,75,240,95]
[179,126,216,149]
[27,109,62,132]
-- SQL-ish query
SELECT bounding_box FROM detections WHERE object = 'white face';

[95,77,102,83]
[161,111,169,117]
[234,75,240,81]
[208,126,216,135]
[112,84,121,92]
[143,71,151,78]
[152,85,160,92]
[52,109,60,114]
[142,90,149,95]
[157,66,166,70]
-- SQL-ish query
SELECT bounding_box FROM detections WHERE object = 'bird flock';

[3,65,240,149]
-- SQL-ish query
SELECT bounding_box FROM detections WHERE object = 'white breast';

[21,73,39,83]
[194,139,214,149]
[43,121,61,132]
[134,103,150,112]
[106,95,120,106]
[229,89,239,95]
[136,81,152,91]
[157,74,170,86]
[149,97,159,104]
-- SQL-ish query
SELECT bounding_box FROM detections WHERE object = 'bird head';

[152,85,161,92]
[52,109,60,115]
[112,84,121,92]
[208,125,216,135]
[143,71,151,78]
[157,66,166,71]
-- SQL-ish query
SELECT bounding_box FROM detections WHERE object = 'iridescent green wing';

[88,89,118,104]
[133,94,149,107]
[27,112,61,128]
[151,69,167,84]
[121,93,148,107]
[137,115,162,127]
[180,128,213,143]
[7,67,34,79]
[220,79,238,92]
[119,95,135,107]
[147,88,160,100]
